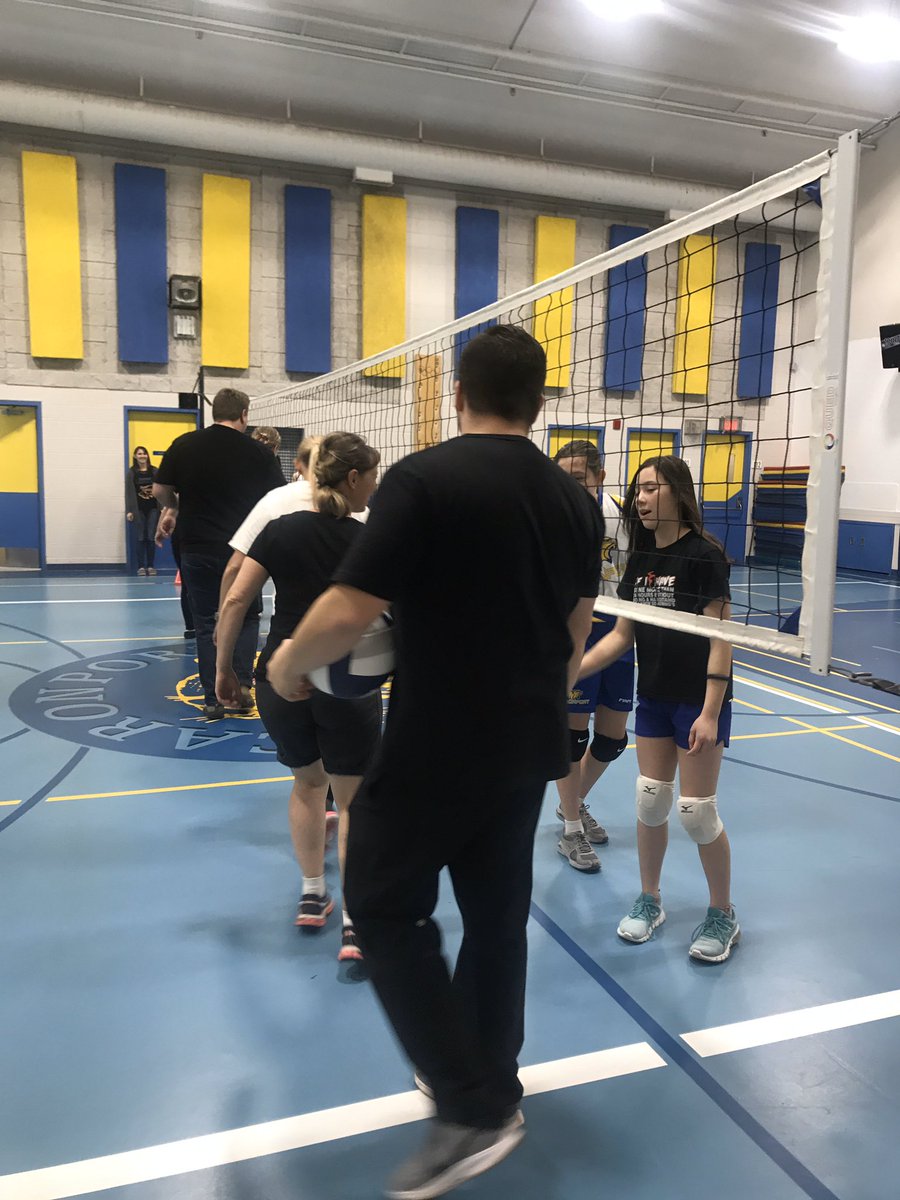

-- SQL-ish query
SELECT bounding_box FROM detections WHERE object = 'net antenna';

[253,134,859,676]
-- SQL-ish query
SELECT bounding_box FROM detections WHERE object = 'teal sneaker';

[689,907,740,963]
[617,893,665,943]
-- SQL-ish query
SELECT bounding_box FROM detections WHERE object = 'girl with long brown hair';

[578,455,739,963]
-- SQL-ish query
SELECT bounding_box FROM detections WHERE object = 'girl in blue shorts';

[578,455,739,963]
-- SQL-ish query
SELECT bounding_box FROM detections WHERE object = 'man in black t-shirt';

[154,387,285,718]
[267,327,603,1199]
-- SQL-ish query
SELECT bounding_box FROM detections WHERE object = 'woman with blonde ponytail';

[216,431,381,961]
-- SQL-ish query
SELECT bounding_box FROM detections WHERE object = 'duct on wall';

[0,81,820,230]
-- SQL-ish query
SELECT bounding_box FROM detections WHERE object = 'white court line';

[733,675,847,714]
[874,644,900,656]
[0,598,180,606]
[683,990,900,1057]
[5,982,900,1200]
[854,715,900,739]
[0,637,186,647]
[0,1045,665,1200]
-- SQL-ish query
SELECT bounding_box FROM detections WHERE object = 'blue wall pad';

[455,207,500,360]
[114,164,168,365]
[604,225,648,392]
[738,242,781,399]
[0,493,40,549]
[285,186,332,375]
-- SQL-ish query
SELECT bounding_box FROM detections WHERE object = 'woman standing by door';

[126,445,160,576]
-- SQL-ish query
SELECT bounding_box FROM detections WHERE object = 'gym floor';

[0,569,898,1200]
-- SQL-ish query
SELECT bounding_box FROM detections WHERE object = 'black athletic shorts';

[254,674,382,775]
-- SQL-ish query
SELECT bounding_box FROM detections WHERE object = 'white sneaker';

[689,907,740,963]
[617,893,665,943]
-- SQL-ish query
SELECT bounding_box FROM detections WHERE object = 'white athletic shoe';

[617,893,666,943]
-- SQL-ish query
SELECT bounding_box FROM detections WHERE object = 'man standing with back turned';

[267,326,603,1199]
[154,387,284,719]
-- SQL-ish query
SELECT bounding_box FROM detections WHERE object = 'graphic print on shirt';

[598,494,628,595]
[632,570,678,609]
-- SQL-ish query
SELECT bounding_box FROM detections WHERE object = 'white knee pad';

[635,776,675,827]
[677,795,724,845]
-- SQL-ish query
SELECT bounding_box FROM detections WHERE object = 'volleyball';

[308,613,395,699]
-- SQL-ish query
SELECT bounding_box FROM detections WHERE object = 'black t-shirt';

[248,510,363,669]
[133,468,157,512]
[333,434,604,790]
[156,424,285,551]
[617,531,732,705]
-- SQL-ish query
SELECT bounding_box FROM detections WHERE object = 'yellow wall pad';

[21,151,84,359]
[533,216,576,389]
[201,175,251,369]
[702,434,745,503]
[627,430,676,492]
[0,408,38,492]
[673,234,716,395]
[414,353,441,450]
[362,194,407,378]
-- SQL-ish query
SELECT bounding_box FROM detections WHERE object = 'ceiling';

[1,0,898,187]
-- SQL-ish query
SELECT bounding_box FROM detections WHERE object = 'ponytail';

[310,432,380,519]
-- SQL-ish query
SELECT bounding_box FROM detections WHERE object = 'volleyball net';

[252,133,859,675]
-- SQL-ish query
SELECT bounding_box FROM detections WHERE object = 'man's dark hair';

[553,439,603,474]
[457,325,546,426]
[212,387,250,423]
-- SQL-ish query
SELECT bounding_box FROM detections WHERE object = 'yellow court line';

[0,720,873,806]
[835,607,900,614]
[45,775,293,803]
[732,692,900,762]
[733,659,900,714]
[733,696,775,714]
[732,724,865,742]
[66,636,184,645]
[0,640,46,646]
[777,717,900,764]
[0,799,19,806]
[734,643,864,672]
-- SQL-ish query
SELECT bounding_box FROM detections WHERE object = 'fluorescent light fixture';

[580,0,664,20]
[835,14,900,62]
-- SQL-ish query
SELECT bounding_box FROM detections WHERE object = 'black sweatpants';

[344,776,546,1129]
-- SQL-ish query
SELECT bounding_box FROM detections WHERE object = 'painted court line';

[0,1045,665,1200]
[44,776,293,803]
[683,990,900,1057]
[0,599,183,608]
[734,675,846,714]
[855,715,900,740]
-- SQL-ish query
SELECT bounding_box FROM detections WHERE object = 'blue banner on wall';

[114,164,169,364]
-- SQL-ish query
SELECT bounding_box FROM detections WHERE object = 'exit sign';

[719,417,743,432]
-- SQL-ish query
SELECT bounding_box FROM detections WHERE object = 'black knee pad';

[590,733,629,763]
[570,728,590,762]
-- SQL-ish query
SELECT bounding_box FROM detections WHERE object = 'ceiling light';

[835,14,900,63]
[580,0,664,21]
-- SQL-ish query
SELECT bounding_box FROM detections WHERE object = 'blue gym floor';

[0,569,898,1200]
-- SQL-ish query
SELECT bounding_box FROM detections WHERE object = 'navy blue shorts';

[568,614,635,715]
[634,695,732,750]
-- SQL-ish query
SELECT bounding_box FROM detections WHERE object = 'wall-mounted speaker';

[168,275,201,310]
[178,392,200,410]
